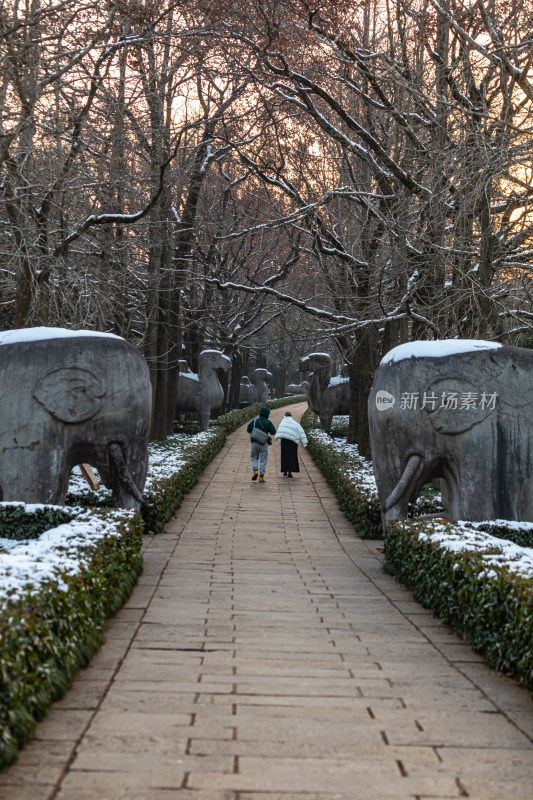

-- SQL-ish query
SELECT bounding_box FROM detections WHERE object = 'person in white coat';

[275,411,308,478]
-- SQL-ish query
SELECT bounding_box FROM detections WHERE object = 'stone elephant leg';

[319,413,333,433]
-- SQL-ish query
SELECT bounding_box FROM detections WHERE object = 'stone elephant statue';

[368,339,533,525]
[176,349,231,428]
[299,352,350,432]
[0,327,152,510]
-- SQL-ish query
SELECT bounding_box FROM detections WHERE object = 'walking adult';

[275,411,308,478]
[247,406,276,483]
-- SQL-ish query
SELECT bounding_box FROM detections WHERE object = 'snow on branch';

[52,136,182,258]
[205,271,436,335]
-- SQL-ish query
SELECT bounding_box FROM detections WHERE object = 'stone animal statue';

[239,375,254,405]
[299,353,350,432]
[176,349,231,428]
[368,339,533,525]
[287,380,309,395]
[0,327,151,510]
[178,359,194,375]
[250,368,272,403]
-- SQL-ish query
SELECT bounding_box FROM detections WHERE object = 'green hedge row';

[0,508,143,768]
[301,410,383,539]
[0,505,76,541]
[141,428,227,534]
[384,519,533,691]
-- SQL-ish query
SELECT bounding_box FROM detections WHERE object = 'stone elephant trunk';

[368,339,533,525]
[0,328,152,510]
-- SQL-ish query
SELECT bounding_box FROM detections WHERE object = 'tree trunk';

[346,325,378,460]
[227,350,243,410]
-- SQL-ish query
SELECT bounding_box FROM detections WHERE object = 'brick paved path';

[2,403,533,799]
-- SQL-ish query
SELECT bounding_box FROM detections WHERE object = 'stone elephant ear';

[33,367,107,423]
[423,377,495,435]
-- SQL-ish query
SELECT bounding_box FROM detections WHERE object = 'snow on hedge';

[418,520,533,580]
[0,508,136,605]
[0,429,218,605]
[309,427,378,497]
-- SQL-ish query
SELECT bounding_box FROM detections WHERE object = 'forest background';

[1,0,533,455]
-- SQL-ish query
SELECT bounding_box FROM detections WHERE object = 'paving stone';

[187,755,459,796]
[3,402,533,799]
[52,679,110,711]
[0,786,56,800]
[32,709,91,742]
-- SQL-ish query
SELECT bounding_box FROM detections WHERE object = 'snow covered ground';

[0,428,219,607]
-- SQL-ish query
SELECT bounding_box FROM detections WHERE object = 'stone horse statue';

[250,368,272,403]
[299,353,350,432]
[287,380,309,395]
[176,349,231,428]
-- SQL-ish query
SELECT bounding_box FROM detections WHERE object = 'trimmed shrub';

[0,507,142,768]
[383,518,533,691]
[301,410,382,538]
[0,505,77,541]
[141,428,226,533]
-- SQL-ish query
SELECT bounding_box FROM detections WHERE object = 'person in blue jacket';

[246,406,276,482]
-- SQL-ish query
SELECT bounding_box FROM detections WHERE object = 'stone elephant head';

[368,340,533,525]
[0,328,152,510]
